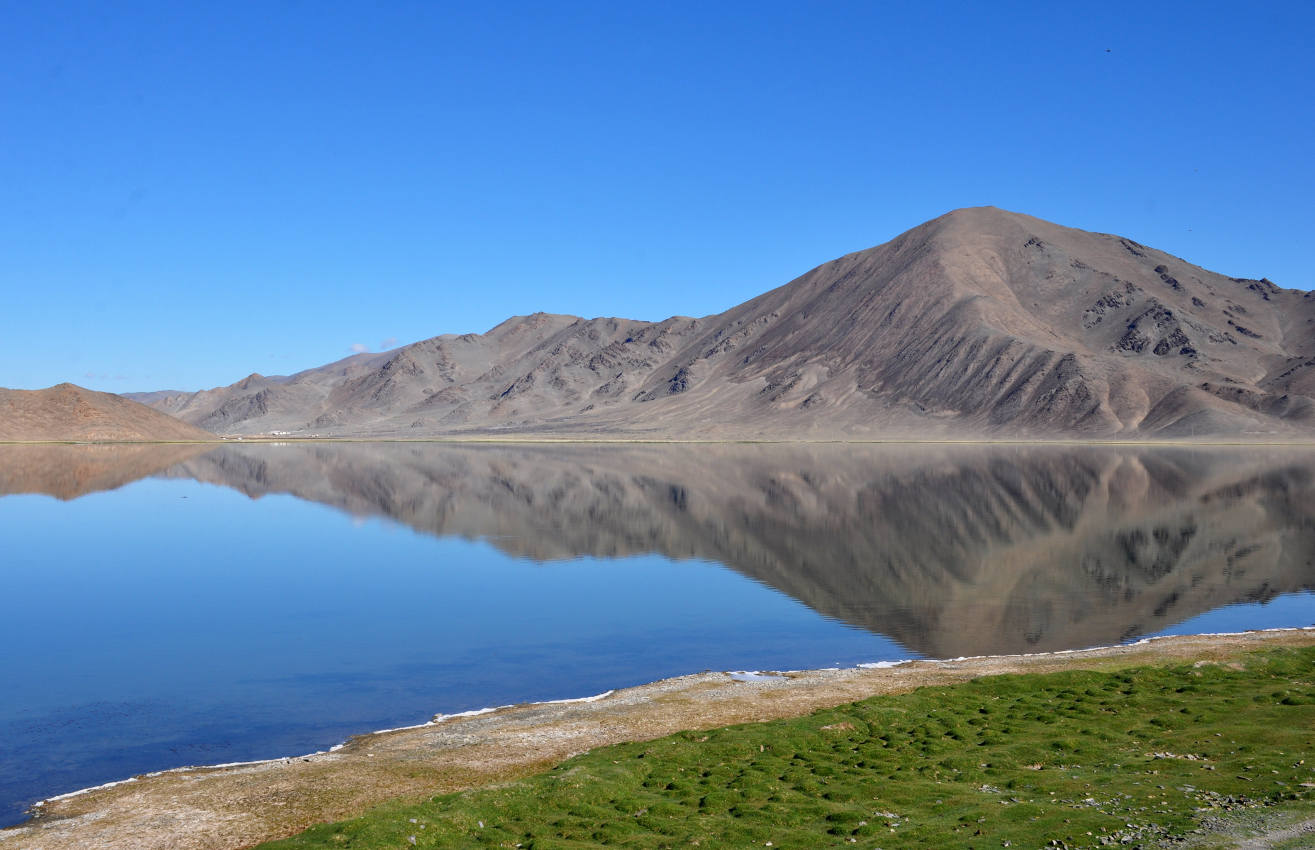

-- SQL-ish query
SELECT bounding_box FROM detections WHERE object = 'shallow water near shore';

[2,441,1314,827]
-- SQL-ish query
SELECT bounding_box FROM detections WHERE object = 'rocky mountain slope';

[129,208,1315,438]
[0,384,214,442]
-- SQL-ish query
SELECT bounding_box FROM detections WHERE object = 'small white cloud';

[381,336,398,349]
[350,343,369,354]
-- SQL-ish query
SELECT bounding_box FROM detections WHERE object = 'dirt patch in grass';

[1179,807,1315,849]
[4,629,1313,850]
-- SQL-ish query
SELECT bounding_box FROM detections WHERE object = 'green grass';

[259,647,1315,849]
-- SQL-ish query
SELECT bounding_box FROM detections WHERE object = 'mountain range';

[119,207,1315,440]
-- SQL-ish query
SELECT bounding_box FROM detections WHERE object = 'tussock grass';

[260,647,1315,849]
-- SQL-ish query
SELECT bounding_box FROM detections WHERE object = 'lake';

[1,441,1313,827]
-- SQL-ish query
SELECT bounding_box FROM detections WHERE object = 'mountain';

[0,384,214,442]
[128,208,1315,438]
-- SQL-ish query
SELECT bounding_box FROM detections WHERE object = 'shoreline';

[5,628,1315,850]
[27,689,621,811]
[21,629,1297,811]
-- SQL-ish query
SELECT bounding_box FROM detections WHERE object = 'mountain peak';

[940,204,1009,218]
[921,205,1053,238]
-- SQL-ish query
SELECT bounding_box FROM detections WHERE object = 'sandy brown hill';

[0,384,214,442]
[131,208,1315,438]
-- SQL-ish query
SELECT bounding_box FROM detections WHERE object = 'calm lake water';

[1,442,1313,827]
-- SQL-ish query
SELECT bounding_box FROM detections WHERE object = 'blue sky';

[3,1,1312,392]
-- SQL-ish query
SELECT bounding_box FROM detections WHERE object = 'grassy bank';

[259,645,1315,849]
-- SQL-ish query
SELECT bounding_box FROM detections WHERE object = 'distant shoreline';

[5,627,1314,850]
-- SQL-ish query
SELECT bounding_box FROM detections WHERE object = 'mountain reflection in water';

[6,441,1313,658]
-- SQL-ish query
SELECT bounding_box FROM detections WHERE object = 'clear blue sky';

[3,1,1312,392]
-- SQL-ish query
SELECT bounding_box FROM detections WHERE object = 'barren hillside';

[0,384,214,442]
[129,208,1315,439]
